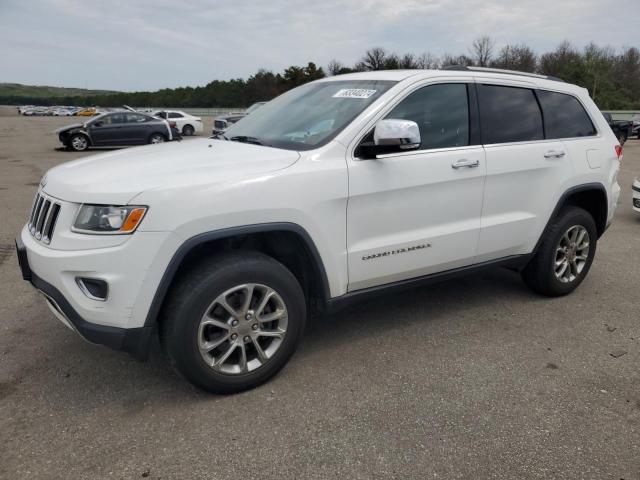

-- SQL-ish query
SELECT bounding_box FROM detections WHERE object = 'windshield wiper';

[210,133,229,140]
[229,135,264,146]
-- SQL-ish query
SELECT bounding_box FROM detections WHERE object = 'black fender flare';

[143,222,331,330]
[532,182,608,254]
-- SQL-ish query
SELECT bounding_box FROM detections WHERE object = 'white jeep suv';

[16,67,621,393]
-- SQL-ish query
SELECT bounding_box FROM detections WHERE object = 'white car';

[633,178,640,213]
[53,107,75,116]
[17,67,621,393]
[152,110,203,136]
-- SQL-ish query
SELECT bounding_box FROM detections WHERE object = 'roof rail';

[440,65,564,82]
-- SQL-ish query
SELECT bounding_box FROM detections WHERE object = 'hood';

[56,123,85,133]
[42,138,300,204]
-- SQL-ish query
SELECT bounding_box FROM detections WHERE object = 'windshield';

[245,102,266,114]
[222,80,396,150]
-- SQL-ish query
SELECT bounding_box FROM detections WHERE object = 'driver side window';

[386,83,469,150]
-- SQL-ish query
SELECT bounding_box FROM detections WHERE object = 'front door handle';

[544,150,566,159]
[452,159,479,169]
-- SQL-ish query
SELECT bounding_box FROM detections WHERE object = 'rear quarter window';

[479,84,544,144]
[537,90,597,138]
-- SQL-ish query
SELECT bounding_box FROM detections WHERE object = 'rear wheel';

[160,251,306,394]
[69,133,89,151]
[149,133,166,144]
[182,124,195,136]
[522,207,597,296]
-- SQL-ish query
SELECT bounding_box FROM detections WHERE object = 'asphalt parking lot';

[0,106,639,479]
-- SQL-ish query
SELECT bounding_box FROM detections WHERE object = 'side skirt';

[325,254,532,314]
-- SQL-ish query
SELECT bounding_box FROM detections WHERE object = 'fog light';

[76,277,108,301]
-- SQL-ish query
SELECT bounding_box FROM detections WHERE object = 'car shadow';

[6,266,550,410]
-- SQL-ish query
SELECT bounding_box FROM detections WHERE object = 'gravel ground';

[0,106,639,479]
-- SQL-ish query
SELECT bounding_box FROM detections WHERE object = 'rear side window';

[125,113,148,123]
[537,91,597,138]
[168,112,183,118]
[385,83,469,149]
[479,85,543,144]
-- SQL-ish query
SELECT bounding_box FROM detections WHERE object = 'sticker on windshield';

[333,88,377,99]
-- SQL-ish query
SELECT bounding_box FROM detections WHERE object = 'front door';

[89,113,125,146]
[347,82,486,291]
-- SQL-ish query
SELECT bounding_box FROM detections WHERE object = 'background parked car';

[152,110,203,136]
[211,101,267,134]
[74,107,100,117]
[631,113,640,139]
[602,112,633,145]
[57,111,178,151]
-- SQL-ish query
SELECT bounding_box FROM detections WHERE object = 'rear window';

[479,84,544,144]
[537,90,596,139]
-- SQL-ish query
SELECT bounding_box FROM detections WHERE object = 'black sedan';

[57,111,180,151]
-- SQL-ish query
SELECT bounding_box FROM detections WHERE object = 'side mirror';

[357,119,421,159]
[374,119,421,150]
[92,121,103,128]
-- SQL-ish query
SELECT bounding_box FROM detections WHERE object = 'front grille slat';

[27,192,61,245]
[30,196,44,233]
[35,200,51,239]
[42,203,60,244]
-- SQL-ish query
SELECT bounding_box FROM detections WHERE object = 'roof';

[319,69,587,96]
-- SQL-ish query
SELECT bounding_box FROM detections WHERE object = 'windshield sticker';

[333,88,377,99]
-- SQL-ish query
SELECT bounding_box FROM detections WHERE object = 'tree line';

[6,38,639,110]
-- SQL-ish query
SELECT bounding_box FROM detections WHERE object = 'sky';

[0,0,638,92]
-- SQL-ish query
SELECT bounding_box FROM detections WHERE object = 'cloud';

[0,0,637,91]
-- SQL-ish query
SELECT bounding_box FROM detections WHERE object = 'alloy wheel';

[197,283,288,374]
[554,225,590,283]
[71,136,87,150]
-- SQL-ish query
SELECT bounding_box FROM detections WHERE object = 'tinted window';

[155,111,167,119]
[125,113,148,123]
[479,85,543,143]
[385,83,469,149]
[538,91,596,138]
[97,113,123,125]
[168,112,183,118]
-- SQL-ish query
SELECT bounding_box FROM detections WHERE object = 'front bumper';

[16,234,153,358]
[16,225,181,359]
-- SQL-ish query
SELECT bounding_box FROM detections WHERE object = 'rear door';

[475,82,572,261]
[121,113,152,144]
[347,82,486,291]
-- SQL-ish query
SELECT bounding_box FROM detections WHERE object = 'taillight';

[615,145,623,159]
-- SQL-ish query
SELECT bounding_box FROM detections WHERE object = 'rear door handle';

[451,159,479,169]
[544,150,566,159]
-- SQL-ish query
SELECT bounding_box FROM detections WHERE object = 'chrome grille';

[28,193,61,244]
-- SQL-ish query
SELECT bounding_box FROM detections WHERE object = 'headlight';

[72,205,147,234]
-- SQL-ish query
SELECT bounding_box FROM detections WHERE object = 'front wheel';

[149,133,166,144]
[522,207,597,296]
[160,251,306,394]
[182,124,195,136]
[68,133,89,151]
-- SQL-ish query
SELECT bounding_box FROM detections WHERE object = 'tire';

[149,133,166,144]
[522,206,597,297]
[68,133,89,152]
[160,251,306,394]
[182,124,195,136]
